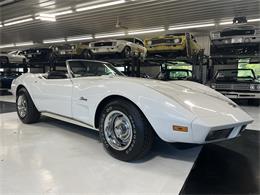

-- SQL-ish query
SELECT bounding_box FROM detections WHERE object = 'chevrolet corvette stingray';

[11,60,253,161]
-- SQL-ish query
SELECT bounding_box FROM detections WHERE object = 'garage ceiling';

[0,0,259,45]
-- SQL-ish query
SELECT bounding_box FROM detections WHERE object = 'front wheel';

[99,99,154,161]
[16,88,40,124]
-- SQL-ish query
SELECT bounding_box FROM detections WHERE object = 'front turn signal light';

[173,125,188,132]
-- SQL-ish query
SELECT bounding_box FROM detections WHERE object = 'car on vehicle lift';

[210,17,260,57]
[157,68,193,81]
[21,48,55,64]
[210,69,260,106]
[144,33,201,58]
[11,59,253,161]
[0,50,27,65]
[87,38,147,59]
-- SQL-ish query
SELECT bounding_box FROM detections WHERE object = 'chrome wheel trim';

[104,110,133,151]
[17,95,28,118]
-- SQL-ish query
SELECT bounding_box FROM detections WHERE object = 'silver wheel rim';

[17,95,27,118]
[104,110,133,151]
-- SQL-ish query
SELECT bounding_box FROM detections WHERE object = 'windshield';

[68,60,124,78]
[8,51,18,55]
[168,70,192,80]
[215,69,255,81]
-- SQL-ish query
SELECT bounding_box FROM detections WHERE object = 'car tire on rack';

[82,49,93,59]
[99,99,154,161]
[0,56,9,65]
[122,46,132,58]
[16,87,41,124]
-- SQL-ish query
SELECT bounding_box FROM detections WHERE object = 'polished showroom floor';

[0,94,259,194]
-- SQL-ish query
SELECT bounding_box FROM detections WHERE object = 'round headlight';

[224,40,230,44]
[174,39,181,44]
[250,84,256,90]
[147,41,152,45]
[211,83,216,89]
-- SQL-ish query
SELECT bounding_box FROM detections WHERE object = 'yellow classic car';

[144,33,201,58]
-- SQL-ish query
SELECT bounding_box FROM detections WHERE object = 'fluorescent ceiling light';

[128,27,165,35]
[76,0,111,8]
[0,44,15,49]
[0,24,2,27]
[169,23,215,30]
[43,38,66,44]
[248,18,260,22]
[35,9,73,21]
[39,0,55,7]
[53,10,73,16]
[219,21,233,25]
[15,41,34,47]
[37,14,56,22]
[76,0,125,12]
[4,18,34,26]
[95,32,126,39]
[67,35,93,42]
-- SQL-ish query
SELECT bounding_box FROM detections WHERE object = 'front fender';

[91,82,196,142]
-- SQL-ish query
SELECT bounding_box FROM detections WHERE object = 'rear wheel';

[16,88,40,124]
[82,49,93,59]
[99,99,154,161]
[122,46,132,58]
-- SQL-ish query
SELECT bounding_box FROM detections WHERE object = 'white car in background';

[11,60,253,161]
[0,50,27,65]
[88,38,147,59]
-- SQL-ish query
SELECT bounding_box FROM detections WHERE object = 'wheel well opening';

[94,95,145,129]
[16,85,26,95]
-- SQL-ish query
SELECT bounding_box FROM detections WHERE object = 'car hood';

[121,77,251,120]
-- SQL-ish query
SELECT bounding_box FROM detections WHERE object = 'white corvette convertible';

[11,60,253,161]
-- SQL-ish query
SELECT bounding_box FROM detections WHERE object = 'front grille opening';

[205,128,233,141]
[239,125,247,134]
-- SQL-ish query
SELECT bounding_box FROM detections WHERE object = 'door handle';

[79,97,88,102]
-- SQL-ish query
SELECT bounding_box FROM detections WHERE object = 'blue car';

[0,73,20,90]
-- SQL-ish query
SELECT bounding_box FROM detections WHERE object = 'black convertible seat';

[47,71,68,79]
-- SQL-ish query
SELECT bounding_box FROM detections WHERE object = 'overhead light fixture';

[37,13,56,22]
[53,10,73,16]
[76,0,125,12]
[43,38,66,44]
[219,21,233,25]
[95,32,126,39]
[128,27,165,35]
[67,35,93,42]
[0,23,2,27]
[15,41,34,47]
[248,18,260,22]
[169,23,215,30]
[4,18,34,26]
[35,8,73,21]
[39,0,55,7]
[0,44,15,49]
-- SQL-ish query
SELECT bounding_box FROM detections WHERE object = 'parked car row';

[0,32,202,66]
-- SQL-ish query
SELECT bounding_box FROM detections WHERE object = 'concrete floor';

[0,95,259,194]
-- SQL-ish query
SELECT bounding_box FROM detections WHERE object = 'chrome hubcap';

[17,95,27,118]
[104,111,133,151]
